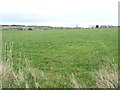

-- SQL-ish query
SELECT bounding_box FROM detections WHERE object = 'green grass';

[2,28,118,88]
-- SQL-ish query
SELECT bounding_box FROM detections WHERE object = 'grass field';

[1,28,118,88]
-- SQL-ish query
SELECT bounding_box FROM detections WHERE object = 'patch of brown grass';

[93,56,118,88]
[94,68,118,88]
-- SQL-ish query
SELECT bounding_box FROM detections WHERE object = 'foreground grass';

[1,28,118,88]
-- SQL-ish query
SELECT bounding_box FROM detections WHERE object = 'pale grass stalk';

[0,63,2,89]
[71,73,80,88]
[25,82,29,88]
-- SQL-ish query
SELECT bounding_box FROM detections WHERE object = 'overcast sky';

[0,0,119,27]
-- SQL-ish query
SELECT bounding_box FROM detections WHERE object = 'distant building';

[100,25,108,28]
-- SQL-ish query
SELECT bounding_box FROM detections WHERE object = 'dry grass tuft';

[1,55,44,88]
[94,68,118,88]
[71,73,80,88]
[93,57,118,88]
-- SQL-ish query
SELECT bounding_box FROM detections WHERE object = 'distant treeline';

[0,25,118,30]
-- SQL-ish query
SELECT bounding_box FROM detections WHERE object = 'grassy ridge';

[2,28,118,88]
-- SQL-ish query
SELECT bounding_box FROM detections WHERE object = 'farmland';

[1,28,118,88]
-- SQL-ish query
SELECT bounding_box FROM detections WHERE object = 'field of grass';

[1,28,118,88]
